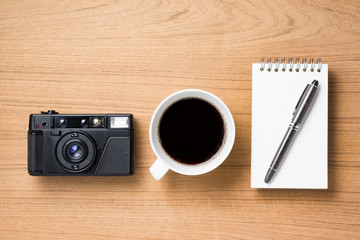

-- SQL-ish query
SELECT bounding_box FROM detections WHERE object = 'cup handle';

[149,159,169,181]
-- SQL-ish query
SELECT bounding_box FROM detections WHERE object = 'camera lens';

[62,139,88,164]
[68,144,83,160]
[56,132,96,173]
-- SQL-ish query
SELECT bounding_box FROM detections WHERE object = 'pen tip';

[312,80,319,86]
[264,177,270,183]
[264,168,276,184]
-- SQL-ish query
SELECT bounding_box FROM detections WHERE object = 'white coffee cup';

[149,89,235,180]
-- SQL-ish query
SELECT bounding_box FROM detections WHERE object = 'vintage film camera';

[28,110,134,176]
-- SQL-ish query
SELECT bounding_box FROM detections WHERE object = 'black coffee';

[159,98,224,164]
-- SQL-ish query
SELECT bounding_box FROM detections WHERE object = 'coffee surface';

[159,98,224,164]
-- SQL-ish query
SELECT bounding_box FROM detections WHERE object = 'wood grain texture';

[0,0,359,239]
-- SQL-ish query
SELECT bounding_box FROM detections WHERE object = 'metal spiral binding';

[267,58,272,72]
[317,59,322,72]
[295,58,300,72]
[274,58,279,72]
[310,58,315,72]
[288,58,293,72]
[260,58,322,72]
[281,58,286,71]
[302,58,308,72]
[260,58,265,71]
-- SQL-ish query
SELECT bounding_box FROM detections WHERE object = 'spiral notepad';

[251,58,328,189]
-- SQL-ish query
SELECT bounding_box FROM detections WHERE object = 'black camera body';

[28,110,134,176]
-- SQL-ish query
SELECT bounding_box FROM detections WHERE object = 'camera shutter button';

[41,110,58,114]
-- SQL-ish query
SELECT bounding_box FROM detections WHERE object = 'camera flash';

[110,117,129,128]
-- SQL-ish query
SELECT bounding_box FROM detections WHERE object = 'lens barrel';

[56,132,96,172]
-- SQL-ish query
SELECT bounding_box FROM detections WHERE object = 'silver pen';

[264,80,319,183]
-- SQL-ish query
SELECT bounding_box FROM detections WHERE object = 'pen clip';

[293,85,309,115]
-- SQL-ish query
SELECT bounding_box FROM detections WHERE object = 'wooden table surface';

[1,1,359,239]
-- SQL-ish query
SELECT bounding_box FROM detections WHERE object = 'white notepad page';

[251,62,328,188]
